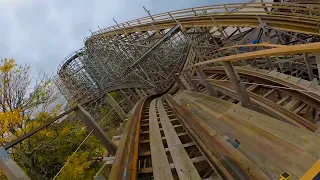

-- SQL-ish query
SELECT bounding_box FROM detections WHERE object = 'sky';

[0,0,248,76]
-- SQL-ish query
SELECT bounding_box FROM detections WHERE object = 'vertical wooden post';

[303,53,314,81]
[76,105,117,156]
[106,93,128,120]
[195,66,218,96]
[223,61,252,108]
[0,147,30,180]
[265,56,273,70]
[119,89,135,108]
[185,72,200,92]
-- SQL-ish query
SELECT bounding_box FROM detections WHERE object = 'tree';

[0,58,106,179]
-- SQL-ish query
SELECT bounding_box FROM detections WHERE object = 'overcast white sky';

[0,0,248,75]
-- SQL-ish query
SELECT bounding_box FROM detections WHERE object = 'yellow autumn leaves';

[0,109,24,143]
[0,104,68,145]
[0,58,16,73]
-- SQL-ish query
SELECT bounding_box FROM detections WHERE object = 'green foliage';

[10,112,105,180]
[99,107,122,138]
[0,58,120,180]
[109,92,117,98]
[0,59,106,180]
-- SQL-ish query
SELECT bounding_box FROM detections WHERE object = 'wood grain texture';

[149,99,173,180]
[157,99,202,180]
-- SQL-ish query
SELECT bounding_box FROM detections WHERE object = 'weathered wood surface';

[174,90,320,179]
[157,99,202,180]
[148,99,173,180]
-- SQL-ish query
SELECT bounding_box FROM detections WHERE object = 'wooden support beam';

[222,61,252,108]
[0,147,30,180]
[106,93,128,120]
[127,88,139,102]
[140,89,148,96]
[135,88,144,98]
[303,105,314,123]
[265,56,273,70]
[118,89,135,108]
[179,74,192,90]
[174,73,186,90]
[185,73,200,92]
[195,66,217,97]
[283,98,300,111]
[76,105,117,156]
[181,31,206,62]
[316,52,320,82]
[276,95,290,105]
[145,89,154,95]
[303,53,314,81]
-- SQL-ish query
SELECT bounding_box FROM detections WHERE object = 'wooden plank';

[157,99,201,180]
[167,93,269,179]
[139,142,196,156]
[139,156,207,174]
[262,89,275,98]
[246,84,260,92]
[283,98,300,111]
[148,99,173,180]
[140,132,188,144]
[276,95,291,105]
[176,91,319,178]
[293,103,307,114]
[179,96,291,178]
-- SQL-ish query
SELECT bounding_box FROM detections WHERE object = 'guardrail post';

[303,53,314,81]
[76,105,117,156]
[106,93,128,120]
[118,89,135,108]
[195,66,218,97]
[0,147,30,180]
[185,72,200,92]
[223,61,252,108]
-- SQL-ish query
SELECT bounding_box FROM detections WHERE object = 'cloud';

[0,0,247,76]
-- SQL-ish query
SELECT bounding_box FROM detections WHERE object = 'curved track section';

[54,2,320,178]
[57,1,320,105]
[107,94,320,180]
